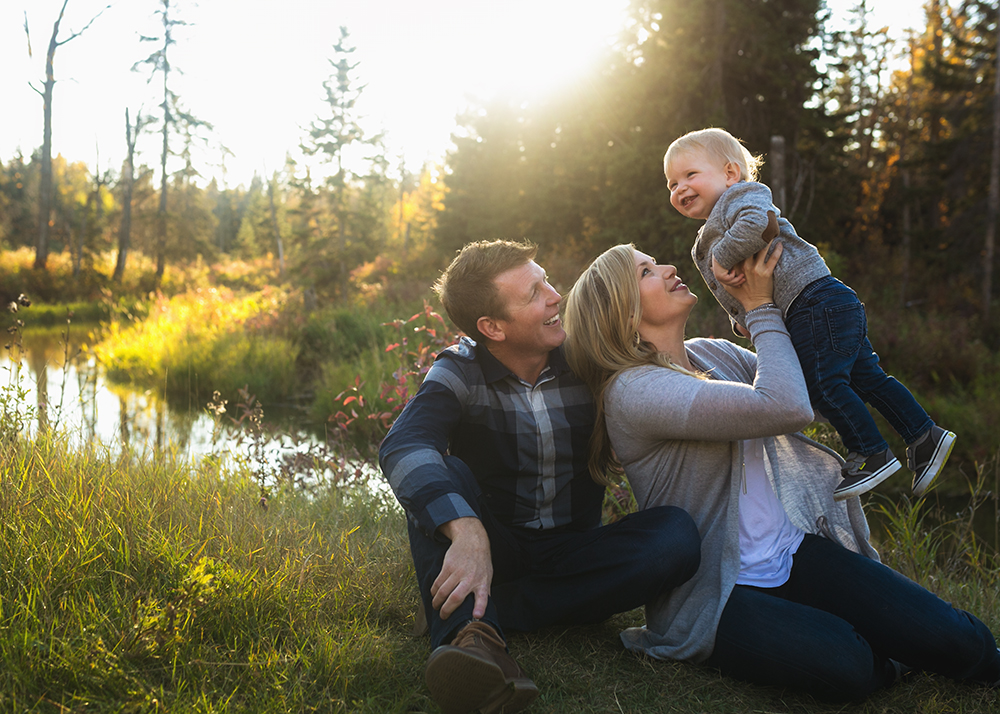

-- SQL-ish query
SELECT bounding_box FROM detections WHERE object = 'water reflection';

[1,326,324,470]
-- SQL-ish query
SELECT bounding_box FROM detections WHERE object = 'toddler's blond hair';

[664,128,763,182]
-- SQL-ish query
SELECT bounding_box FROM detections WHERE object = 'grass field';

[1,420,997,713]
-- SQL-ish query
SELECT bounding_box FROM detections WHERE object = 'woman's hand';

[722,240,783,312]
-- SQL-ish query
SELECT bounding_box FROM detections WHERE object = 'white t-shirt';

[736,438,805,587]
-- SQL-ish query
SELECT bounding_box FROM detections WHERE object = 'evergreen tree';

[232,177,269,259]
[300,26,386,294]
[0,153,35,250]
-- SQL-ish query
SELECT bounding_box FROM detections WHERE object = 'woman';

[563,242,1000,700]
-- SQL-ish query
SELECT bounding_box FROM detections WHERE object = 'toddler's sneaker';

[907,425,957,497]
[834,448,901,501]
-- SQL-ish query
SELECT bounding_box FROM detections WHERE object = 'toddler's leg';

[785,288,900,500]
[848,336,954,495]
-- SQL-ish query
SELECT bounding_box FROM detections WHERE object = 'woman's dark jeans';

[785,276,932,457]
[705,534,1000,700]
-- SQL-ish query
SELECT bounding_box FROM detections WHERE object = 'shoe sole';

[911,431,957,497]
[481,680,539,714]
[834,458,902,501]
[425,645,539,714]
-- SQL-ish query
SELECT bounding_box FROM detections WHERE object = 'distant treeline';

[1,1,998,329]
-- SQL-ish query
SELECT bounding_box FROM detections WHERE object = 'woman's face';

[633,250,698,334]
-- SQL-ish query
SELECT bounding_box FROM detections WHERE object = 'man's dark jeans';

[785,276,932,457]
[408,458,702,649]
[706,534,1000,700]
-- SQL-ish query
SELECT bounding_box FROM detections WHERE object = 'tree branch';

[56,3,111,48]
[23,11,32,57]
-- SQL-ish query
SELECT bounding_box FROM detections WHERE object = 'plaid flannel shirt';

[378,337,602,536]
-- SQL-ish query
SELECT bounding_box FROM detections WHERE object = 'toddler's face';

[666,150,740,220]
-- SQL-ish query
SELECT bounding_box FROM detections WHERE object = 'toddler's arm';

[711,210,780,287]
[712,183,780,271]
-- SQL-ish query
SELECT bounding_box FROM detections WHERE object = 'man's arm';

[378,354,493,620]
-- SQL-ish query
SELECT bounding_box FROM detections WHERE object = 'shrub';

[94,286,299,406]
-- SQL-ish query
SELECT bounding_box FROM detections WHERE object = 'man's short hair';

[433,240,537,342]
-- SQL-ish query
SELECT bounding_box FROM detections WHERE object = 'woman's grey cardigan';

[606,308,878,663]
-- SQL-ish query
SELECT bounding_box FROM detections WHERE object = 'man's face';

[491,260,565,356]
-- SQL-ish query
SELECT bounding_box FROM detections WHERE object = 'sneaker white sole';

[911,430,957,497]
[834,458,902,501]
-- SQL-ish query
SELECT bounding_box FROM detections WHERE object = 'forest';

[3,0,1000,459]
[3,0,996,309]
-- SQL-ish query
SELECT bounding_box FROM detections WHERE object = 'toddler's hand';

[762,210,779,242]
[711,256,746,288]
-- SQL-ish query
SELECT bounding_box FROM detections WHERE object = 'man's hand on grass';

[431,517,493,620]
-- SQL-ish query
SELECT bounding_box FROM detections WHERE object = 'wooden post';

[770,135,786,212]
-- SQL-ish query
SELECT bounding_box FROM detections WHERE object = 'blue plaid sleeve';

[378,364,478,536]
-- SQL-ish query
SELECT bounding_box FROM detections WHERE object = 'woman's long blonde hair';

[564,244,700,485]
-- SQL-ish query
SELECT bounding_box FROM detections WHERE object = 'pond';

[0,324,347,485]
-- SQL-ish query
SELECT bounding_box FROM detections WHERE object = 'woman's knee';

[809,655,887,702]
[631,506,701,577]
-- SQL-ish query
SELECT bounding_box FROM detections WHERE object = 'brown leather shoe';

[424,620,539,714]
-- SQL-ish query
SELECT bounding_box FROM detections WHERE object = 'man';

[378,240,701,714]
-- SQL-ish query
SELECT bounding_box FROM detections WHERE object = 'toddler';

[664,127,955,500]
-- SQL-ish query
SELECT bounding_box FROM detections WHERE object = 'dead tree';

[113,109,142,283]
[74,145,107,278]
[26,0,107,270]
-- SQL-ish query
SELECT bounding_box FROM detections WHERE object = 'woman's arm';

[611,241,812,442]
[613,309,813,442]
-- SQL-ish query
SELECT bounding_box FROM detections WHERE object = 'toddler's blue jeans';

[785,276,932,457]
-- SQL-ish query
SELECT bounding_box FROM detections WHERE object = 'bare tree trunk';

[984,5,1000,321]
[267,175,285,278]
[28,0,105,271]
[75,149,104,279]
[155,89,169,286]
[113,109,139,283]
[33,1,68,271]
